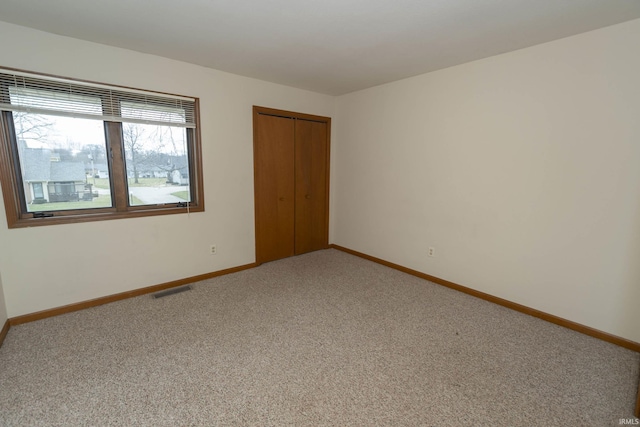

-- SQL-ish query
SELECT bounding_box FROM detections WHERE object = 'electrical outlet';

[428,247,435,257]
[210,245,217,255]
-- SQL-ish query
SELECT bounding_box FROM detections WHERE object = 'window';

[0,68,204,228]
[32,182,44,200]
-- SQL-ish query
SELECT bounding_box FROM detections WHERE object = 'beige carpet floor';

[0,249,638,426]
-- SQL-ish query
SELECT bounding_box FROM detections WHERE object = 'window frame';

[0,67,204,228]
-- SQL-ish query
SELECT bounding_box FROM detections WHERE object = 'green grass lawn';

[129,194,145,206]
[128,177,168,187]
[26,193,153,211]
[91,178,110,189]
[27,194,113,212]
[171,191,190,201]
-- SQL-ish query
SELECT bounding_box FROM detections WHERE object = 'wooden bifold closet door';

[253,106,330,264]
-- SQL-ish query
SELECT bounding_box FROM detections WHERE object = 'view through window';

[121,101,191,206]
[13,111,113,212]
[0,68,203,227]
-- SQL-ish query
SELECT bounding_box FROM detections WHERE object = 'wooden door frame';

[252,106,331,265]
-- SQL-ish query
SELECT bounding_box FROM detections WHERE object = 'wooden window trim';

[0,68,205,229]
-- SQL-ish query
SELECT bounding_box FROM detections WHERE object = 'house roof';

[50,161,86,182]
[1,1,640,95]
[21,148,51,182]
[21,148,86,183]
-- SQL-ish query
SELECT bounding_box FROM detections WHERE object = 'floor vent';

[152,285,192,299]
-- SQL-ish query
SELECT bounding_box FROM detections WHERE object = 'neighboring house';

[170,169,189,186]
[168,156,189,186]
[87,163,109,179]
[21,147,90,204]
[137,166,167,179]
[130,155,190,183]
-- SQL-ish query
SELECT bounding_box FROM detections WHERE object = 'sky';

[20,114,187,158]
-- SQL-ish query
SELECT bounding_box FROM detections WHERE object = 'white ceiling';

[1,0,640,95]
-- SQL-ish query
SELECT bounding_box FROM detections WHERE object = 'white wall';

[0,21,335,318]
[333,19,640,343]
[2,18,639,345]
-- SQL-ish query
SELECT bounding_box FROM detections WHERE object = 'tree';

[121,122,189,185]
[122,122,146,184]
[147,125,188,184]
[12,112,55,145]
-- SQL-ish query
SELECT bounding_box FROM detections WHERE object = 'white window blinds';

[0,70,196,128]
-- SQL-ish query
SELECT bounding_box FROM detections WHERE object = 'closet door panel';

[295,119,328,255]
[254,114,295,263]
[308,120,329,251]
